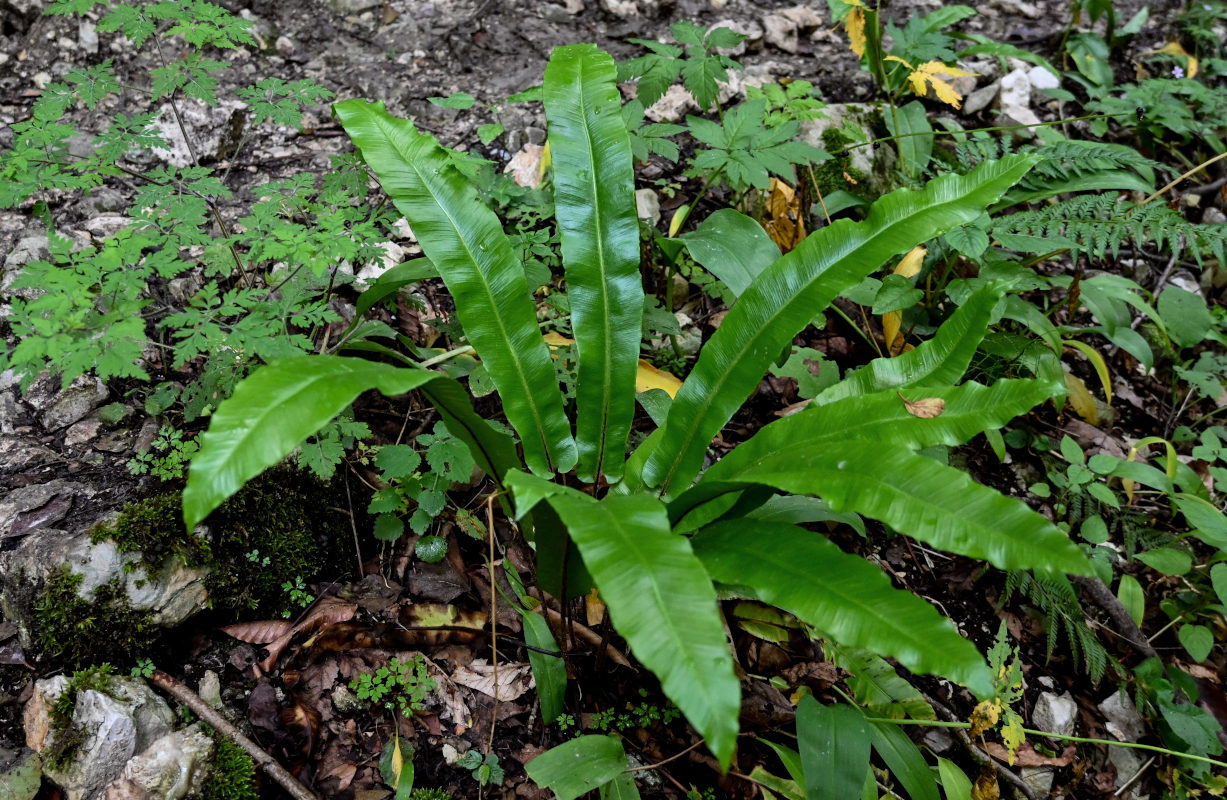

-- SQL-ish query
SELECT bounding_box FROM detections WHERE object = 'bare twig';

[148,670,319,800]
[1070,575,1159,661]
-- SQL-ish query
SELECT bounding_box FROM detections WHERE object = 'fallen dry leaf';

[220,619,293,646]
[450,659,534,701]
[982,742,1075,768]
[899,392,945,418]
[763,178,806,253]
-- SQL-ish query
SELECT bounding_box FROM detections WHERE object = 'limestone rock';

[148,99,248,168]
[962,79,1000,115]
[26,676,175,800]
[997,67,1042,133]
[798,104,896,197]
[25,374,109,432]
[354,241,404,290]
[645,84,699,122]
[4,234,49,271]
[505,143,546,189]
[1032,691,1078,737]
[1029,65,1060,91]
[101,725,214,800]
[762,14,799,53]
[635,188,661,226]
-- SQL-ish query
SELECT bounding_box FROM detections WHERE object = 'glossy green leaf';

[870,722,939,800]
[351,258,438,325]
[521,609,566,725]
[544,45,643,481]
[644,154,1039,495]
[937,757,973,800]
[526,736,627,800]
[814,283,1010,406]
[600,772,642,800]
[1117,574,1145,627]
[1212,563,1227,607]
[679,208,781,297]
[546,492,740,768]
[1178,624,1214,663]
[334,98,575,475]
[693,520,994,697]
[826,644,936,720]
[1135,547,1193,576]
[184,356,519,529]
[887,101,933,178]
[796,697,872,800]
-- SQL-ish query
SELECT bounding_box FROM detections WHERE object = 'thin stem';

[861,717,1227,769]
[1138,151,1227,206]
[419,345,475,368]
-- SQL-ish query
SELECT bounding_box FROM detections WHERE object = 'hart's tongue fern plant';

[182,44,1091,768]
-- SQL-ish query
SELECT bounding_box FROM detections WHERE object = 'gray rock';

[1020,765,1055,796]
[198,672,222,710]
[354,242,404,290]
[27,676,175,800]
[0,390,25,433]
[635,188,661,225]
[82,215,134,240]
[645,84,698,122]
[1099,689,1146,742]
[148,99,247,168]
[78,20,99,54]
[1202,207,1226,225]
[328,0,382,13]
[1032,691,1078,737]
[0,480,94,540]
[0,436,59,472]
[1,525,210,652]
[963,80,1000,115]
[762,14,799,53]
[4,234,50,271]
[601,0,663,16]
[101,724,214,800]
[37,375,109,432]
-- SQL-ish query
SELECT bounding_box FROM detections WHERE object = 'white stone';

[645,84,698,123]
[1032,691,1078,737]
[1098,690,1146,742]
[999,68,1032,109]
[635,188,661,225]
[762,14,799,53]
[1020,766,1055,796]
[198,672,222,710]
[78,20,99,54]
[101,724,214,800]
[149,99,247,168]
[354,241,404,290]
[1029,66,1060,91]
[4,234,50,270]
[780,5,823,28]
[83,215,134,239]
[38,375,108,431]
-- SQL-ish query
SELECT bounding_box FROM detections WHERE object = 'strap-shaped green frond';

[643,154,1039,496]
[545,492,740,770]
[544,45,643,482]
[334,99,575,475]
[693,520,995,697]
[183,355,520,529]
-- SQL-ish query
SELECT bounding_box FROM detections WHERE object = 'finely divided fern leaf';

[992,194,1227,265]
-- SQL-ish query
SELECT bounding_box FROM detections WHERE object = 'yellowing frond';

[893,245,926,278]
[845,6,867,58]
[908,61,977,109]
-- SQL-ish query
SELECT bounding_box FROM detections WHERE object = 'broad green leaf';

[796,698,872,800]
[1117,574,1145,627]
[887,101,933,178]
[600,772,642,800]
[814,284,1010,406]
[1158,287,1214,350]
[547,493,740,768]
[334,98,575,475]
[680,209,781,297]
[644,154,1039,495]
[870,722,939,800]
[694,521,994,697]
[526,736,627,800]
[544,45,643,481]
[1177,624,1214,662]
[183,356,519,529]
[521,609,566,725]
[350,258,438,329]
[937,757,973,800]
[760,740,806,786]
[1212,563,1227,607]
[1135,547,1193,576]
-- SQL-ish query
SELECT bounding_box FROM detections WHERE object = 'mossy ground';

[808,125,870,199]
[201,729,258,800]
[14,463,349,669]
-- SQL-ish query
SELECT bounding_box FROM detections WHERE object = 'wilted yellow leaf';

[894,244,926,278]
[899,392,945,418]
[668,203,689,237]
[585,587,606,626]
[969,699,1001,737]
[972,765,1000,800]
[1064,372,1099,426]
[1001,716,1026,765]
[763,178,806,253]
[543,332,682,398]
[907,61,977,109]
[883,311,902,354]
[539,140,552,180]
[845,4,867,58]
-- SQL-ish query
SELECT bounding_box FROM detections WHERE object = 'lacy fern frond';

[956,138,1163,195]
[992,194,1227,265]
[1002,570,1117,682]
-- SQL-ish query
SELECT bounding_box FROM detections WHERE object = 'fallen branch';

[148,670,319,800]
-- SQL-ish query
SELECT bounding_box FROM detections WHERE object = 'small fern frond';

[992,194,1227,265]
[1002,570,1119,682]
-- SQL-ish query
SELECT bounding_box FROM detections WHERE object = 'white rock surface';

[1032,691,1078,737]
[997,68,1042,132]
[635,188,661,225]
[645,84,699,122]
[1029,65,1060,91]
[504,143,545,189]
[1099,690,1146,741]
[762,14,799,53]
[101,725,214,800]
[149,99,247,168]
[354,241,404,290]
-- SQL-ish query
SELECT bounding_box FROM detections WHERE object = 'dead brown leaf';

[762,178,807,253]
[220,619,293,645]
[450,659,534,701]
[982,742,1075,767]
[899,392,945,418]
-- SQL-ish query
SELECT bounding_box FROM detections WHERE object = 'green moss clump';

[26,568,158,668]
[409,789,455,800]
[810,126,870,198]
[90,464,346,616]
[202,732,258,800]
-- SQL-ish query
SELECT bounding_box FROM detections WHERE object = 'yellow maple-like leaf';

[969,699,1001,738]
[1000,715,1026,766]
[972,766,1000,800]
[845,5,867,58]
[907,61,977,109]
